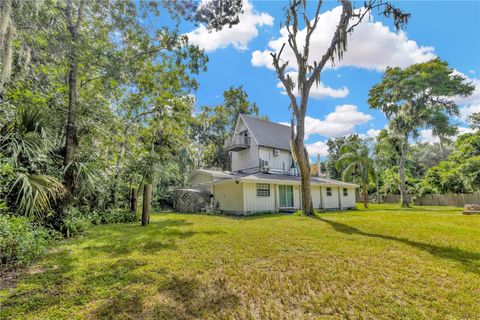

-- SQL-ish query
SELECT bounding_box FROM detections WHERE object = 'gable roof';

[239,114,291,150]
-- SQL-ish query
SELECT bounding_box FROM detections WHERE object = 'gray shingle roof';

[207,170,358,187]
[240,114,291,150]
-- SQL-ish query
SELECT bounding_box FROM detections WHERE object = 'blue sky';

[176,1,480,156]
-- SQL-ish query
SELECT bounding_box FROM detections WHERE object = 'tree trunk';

[291,118,314,216]
[142,183,152,226]
[376,176,380,203]
[363,187,369,208]
[63,0,84,194]
[130,187,137,214]
[399,135,409,207]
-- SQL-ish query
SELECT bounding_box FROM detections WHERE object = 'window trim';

[256,183,270,197]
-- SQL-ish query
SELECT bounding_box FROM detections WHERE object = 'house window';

[256,183,270,197]
[326,187,332,197]
[343,188,348,196]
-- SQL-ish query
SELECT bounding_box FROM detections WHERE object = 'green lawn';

[1,204,479,319]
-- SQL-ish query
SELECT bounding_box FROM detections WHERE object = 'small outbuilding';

[173,188,212,213]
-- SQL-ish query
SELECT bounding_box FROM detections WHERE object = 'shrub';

[88,208,138,225]
[0,215,50,274]
[61,207,91,238]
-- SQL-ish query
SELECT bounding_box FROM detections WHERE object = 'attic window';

[256,183,270,197]
[180,193,189,203]
[326,187,332,197]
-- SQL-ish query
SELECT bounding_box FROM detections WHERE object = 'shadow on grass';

[315,216,480,275]
[83,219,225,257]
[0,217,227,319]
[0,249,76,318]
[355,206,462,213]
[91,273,239,320]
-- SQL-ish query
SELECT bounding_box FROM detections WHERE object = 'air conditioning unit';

[260,159,269,172]
[273,149,280,156]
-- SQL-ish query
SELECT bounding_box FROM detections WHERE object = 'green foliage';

[335,138,375,207]
[11,173,66,219]
[369,59,475,203]
[88,208,139,225]
[326,134,362,180]
[369,59,474,141]
[467,112,480,130]
[0,214,51,273]
[419,131,480,194]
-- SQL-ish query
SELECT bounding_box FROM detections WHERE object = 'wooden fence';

[382,194,480,207]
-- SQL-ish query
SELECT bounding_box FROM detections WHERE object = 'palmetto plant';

[336,140,375,208]
[0,106,50,165]
[63,160,97,197]
[11,173,65,218]
[1,106,66,219]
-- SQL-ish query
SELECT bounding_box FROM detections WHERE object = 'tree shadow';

[314,216,480,275]
[0,249,76,317]
[82,219,224,257]
[151,275,240,319]
[0,217,226,319]
[356,206,462,213]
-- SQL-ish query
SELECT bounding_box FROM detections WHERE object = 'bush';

[0,215,50,274]
[61,207,91,238]
[88,208,138,225]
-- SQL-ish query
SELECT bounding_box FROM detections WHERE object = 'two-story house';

[177,114,357,214]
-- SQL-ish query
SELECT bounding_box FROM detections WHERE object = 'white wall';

[232,139,260,172]
[340,187,356,208]
[311,186,322,209]
[258,147,293,173]
[243,182,276,212]
[213,181,244,212]
[322,186,341,209]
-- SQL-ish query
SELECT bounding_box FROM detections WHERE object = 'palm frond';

[10,173,66,218]
[64,161,97,196]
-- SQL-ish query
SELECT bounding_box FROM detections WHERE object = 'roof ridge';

[240,113,290,127]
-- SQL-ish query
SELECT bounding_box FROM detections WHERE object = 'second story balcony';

[224,135,251,152]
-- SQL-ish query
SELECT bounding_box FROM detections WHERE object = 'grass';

[1,204,479,319]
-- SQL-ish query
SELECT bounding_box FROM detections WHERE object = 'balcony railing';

[224,135,251,151]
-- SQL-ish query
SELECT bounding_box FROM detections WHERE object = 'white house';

[178,114,357,214]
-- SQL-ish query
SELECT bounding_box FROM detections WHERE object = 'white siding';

[243,182,276,212]
[258,146,292,173]
[293,185,301,209]
[322,186,340,209]
[213,181,244,212]
[232,139,259,172]
[340,187,356,208]
[311,186,321,209]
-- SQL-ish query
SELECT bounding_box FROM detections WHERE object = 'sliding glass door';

[279,185,294,208]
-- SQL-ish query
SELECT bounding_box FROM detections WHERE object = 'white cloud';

[280,104,373,139]
[418,127,475,144]
[251,6,435,72]
[276,72,349,99]
[366,128,381,139]
[450,70,480,123]
[452,71,480,107]
[185,1,273,52]
[459,103,480,121]
[306,140,329,157]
